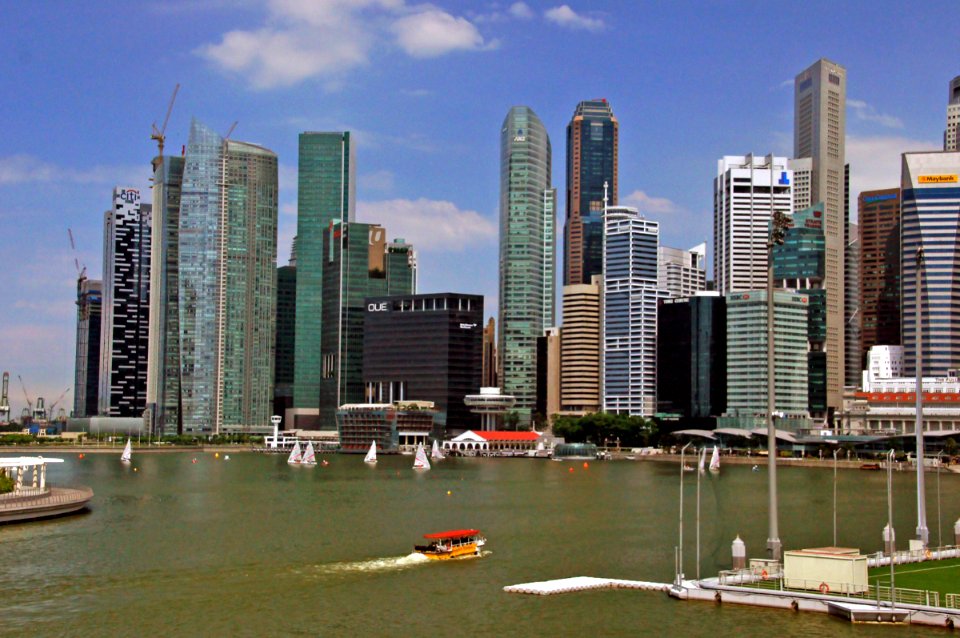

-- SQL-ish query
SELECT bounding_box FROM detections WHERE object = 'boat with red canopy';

[414,529,486,560]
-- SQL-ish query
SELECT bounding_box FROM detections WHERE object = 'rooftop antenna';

[150,83,180,158]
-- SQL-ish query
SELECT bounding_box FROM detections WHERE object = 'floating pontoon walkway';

[504,576,671,596]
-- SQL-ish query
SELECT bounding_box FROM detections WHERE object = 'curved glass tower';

[498,106,555,424]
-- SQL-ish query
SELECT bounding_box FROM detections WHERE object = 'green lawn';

[869,557,960,598]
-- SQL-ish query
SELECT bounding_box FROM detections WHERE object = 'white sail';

[413,442,431,470]
[709,445,720,472]
[302,441,317,465]
[364,441,378,464]
[430,439,444,460]
[698,448,706,473]
[120,439,132,463]
[287,441,303,465]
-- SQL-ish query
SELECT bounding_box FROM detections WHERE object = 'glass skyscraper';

[72,278,102,417]
[565,99,617,286]
[294,132,355,428]
[498,106,555,424]
[178,119,278,434]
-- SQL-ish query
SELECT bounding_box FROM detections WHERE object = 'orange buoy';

[192,458,197,464]
[569,467,574,473]
[78,454,84,459]
[583,462,589,469]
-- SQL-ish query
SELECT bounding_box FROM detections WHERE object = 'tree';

[503,411,520,431]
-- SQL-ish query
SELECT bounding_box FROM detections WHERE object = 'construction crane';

[17,374,33,415]
[223,120,238,140]
[150,83,180,158]
[68,228,87,282]
[46,387,70,422]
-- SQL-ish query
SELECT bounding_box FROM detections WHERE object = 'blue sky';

[0,0,957,415]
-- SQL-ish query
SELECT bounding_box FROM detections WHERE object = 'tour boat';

[301,441,317,466]
[414,529,486,560]
[364,441,377,464]
[120,439,132,463]
[287,441,303,465]
[430,440,444,461]
[413,443,431,470]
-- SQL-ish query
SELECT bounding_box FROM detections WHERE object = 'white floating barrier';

[503,576,671,596]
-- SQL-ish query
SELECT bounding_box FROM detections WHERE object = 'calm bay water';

[1,451,955,636]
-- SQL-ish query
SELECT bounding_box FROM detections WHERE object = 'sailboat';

[698,448,706,473]
[301,441,317,466]
[413,442,431,470]
[287,441,303,465]
[120,439,132,463]
[364,440,378,464]
[709,445,720,473]
[430,439,444,461]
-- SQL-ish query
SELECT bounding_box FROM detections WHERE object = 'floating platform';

[827,601,909,624]
[0,486,94,524]
[504,576,671,596]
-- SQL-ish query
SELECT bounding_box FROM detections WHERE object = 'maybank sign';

[918,174,958,184]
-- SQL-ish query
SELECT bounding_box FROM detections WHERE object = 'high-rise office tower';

[565,99,617,286]
[658,243,706,298]
[146,154,185,435]
[99,187,151,416]
[535,327,561,423]
[794,58,846,412]
[901,151,960,377]
[293,132,356,428]
[845,220,861,387]
[560,276,602,415]
[73,278,102,417]
[498,106,556,424]
[789,157,813,211]
[713,154,793,295]
[319,222,416,426]
[274,256,297,427]
[945,75,960,151]
[603,206,660,416]
[858,189,901,363]
[481,318,497,388]
[178,119,278,434]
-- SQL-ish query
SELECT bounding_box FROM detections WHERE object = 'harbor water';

[0,451,954,636]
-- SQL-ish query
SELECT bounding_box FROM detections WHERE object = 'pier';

[0,457,93,523]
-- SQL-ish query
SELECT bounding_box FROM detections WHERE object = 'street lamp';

[677,441,692,587]
[766,209,789,562]
[833,447,839,547]
[914,246,929,546]
[937,450,944,549]
[886,449,896,610]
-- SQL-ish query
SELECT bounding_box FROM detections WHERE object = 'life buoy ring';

[819,582,830,594]
[925,549,932,559]
[760,569,768,580]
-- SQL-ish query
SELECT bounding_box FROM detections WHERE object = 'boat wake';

[305,550,492,577]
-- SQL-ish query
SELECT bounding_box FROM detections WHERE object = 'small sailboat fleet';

[287,441,303,465]
[430,440,444,461]
[709,445,720,473]
[364,441,378,464]
[120,439,132,463]
[413,442,431,470]
[301,441,317,466]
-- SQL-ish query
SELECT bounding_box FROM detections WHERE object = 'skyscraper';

[658,243,706,298]
[945,75,960,152]
[565,99,618,286]
[178,119,278,434]
[858,189,901,362]
[146,154,185,435]
[319,222,416,426]
[713,154,793,295]
[603,206,660,416]
[560,277,602,415]
[99,187,151,417]
[73,278,102,417]
[794,58,847,413]
[498,106,555,424]
[274,256,297,427]
[901,151,960,377]
[293,132,356,428]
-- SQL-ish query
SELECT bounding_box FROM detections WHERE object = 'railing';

[946,593,960,610]
[0,487,92,512]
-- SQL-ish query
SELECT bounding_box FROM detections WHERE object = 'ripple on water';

[299,550,493,578]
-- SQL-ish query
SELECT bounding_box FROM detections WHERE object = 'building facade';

[319,222,416,427]
[178,119,278,434]
[294,132,356,425]
[724,290,810,423]
[481,318,497,389]
[274,260,296,427]
[73,278,102,417]
[560,278,602,415]
[901,151,960,377]
[946,75,960,152]
[99,187,151,417]
[565,98,618,286]
[603,206,661,416]
[535,327,561,423]
[795,58,847,412]
[714,154,793,295]
[146,155,185,435]
[498,106,556,424]
[656,292,726,420]
[362,293,482,432]
[858,189,901,371]
[658,243,706,298]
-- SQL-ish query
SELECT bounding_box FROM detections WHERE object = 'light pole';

[914,247,929,547]
[886,449,896,610]
[677,441,692,587]
[833,447,839,547]
[937,450,944,549]
[696,446,702,581]
[766,210,789,562]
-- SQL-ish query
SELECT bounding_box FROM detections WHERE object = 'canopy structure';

[749,428,798,443]
[671,429,716,440]
[714,427,755,439]
[0,457,65,468]
[423,529,480,539]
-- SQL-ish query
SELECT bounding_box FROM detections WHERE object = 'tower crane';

[68,228,87,282]
[151,83,180,158]
[223,121,238,140]
[46,387,70,422]
[17,375,33,417]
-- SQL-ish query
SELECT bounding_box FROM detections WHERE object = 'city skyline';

[0,1,957,413]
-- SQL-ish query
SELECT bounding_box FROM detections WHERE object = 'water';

[0,451,954,636]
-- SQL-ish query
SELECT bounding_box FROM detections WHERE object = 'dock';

[504,576,671,596]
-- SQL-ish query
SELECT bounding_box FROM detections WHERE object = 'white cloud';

[0,155,147,187]
[848,99,904,129]
[509,2,534,19]
[357,198,496,251]
[197,0,492,89]
[392,9,491,58]
[846,134,940,208]
[544,5,604,31]
[622,189,687,216]
[359,170,395,192]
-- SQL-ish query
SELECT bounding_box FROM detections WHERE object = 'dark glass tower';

[73,278,102,417]
[565,99,618,286]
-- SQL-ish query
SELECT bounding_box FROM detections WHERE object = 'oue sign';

[368,302,388,312]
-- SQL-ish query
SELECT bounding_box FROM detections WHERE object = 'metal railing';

[946,593,960,610]
[0,487,92,512]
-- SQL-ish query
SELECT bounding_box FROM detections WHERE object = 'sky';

[0,0,957,417]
